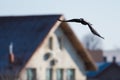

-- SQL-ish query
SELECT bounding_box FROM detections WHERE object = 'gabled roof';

[0,15,60,74]
[87,62,120,77]
[0,14,96,75]
[87,62,111,77]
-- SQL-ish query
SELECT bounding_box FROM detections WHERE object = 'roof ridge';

[0,14,62,18]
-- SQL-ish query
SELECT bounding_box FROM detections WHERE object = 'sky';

[0,0,120,50]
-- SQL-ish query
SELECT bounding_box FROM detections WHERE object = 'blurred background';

[0,0,120,50]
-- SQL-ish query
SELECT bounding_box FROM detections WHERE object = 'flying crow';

[58,18,104,39]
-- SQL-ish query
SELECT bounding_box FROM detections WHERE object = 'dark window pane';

[44,52,51,61]
[49,37,53,50]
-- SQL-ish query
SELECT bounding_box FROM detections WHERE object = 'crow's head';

[80,18,84,21]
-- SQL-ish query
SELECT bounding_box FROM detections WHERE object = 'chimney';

[113,56,116,63]
[103,56,107,62]
[9,42,15,64]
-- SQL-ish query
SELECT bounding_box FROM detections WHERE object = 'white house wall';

[19,26,87,80]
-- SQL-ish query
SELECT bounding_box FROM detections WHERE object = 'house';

[87,57,120,80]
[87,50,120,80]
[0,15,96,80]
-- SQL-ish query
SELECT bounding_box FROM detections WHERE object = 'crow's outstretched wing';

[87,24,104,39]
[58,18,104,39]
[58,19,80,22]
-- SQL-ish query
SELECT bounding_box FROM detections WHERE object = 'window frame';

[58,36,63,50]
[66,69,75,80]
[26,68,36,80]
[46,68,53,80]
[56,69,64,80]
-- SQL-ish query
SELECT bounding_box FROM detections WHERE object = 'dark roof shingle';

[87,62,111,77]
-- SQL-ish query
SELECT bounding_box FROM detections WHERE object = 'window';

[44,52,51,61]
[67,69,75,80]
[58,37,63,50]
[56,69,64,80]
[46,68,53,80]
[48,37,53,50]
[26,68,36,80]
